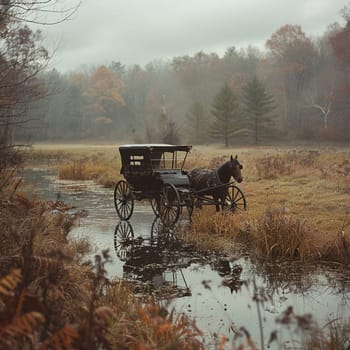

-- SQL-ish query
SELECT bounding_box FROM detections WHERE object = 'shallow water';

[21,167,350,348]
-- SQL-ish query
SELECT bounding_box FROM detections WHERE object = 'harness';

[207,168,222,187]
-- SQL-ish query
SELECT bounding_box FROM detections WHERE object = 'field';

[8,142,350,349]
[25,142,350,261]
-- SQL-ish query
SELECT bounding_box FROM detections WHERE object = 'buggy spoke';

[114,180,134,220]
[159,184,180,226]
[223,185,247,212]
[114,221,134,261]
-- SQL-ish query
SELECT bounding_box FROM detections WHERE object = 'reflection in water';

[22,167,350,348]
[114,218,193,298]
[114,218,247,298]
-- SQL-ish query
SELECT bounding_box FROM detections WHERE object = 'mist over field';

[1,0,347,146]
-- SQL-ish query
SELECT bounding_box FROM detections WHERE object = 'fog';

[41,0,348,72]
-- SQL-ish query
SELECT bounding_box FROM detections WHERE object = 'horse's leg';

[213,194,220,212]
[220,189,227,211]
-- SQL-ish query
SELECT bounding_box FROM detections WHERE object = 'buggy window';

[129,155,144,166]
[160,152,176,169]
[150,151,177,169]
[122,153,151,176]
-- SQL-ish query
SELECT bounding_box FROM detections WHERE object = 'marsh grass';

[111,304,205,349]
[58,156,121,187]
[11,143,350,348]
[249,210,313,259]
[183,208,315,260]
[305,319,350,350]
[186,208,350,262]
[0,167,209,350]
[254,150,321,180]
[25,143,350,262]
[181,208,249,253]
[274,307,350,350]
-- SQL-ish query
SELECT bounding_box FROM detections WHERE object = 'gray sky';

[41,0,349,72]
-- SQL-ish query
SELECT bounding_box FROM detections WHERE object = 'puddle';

[21,167,350,348]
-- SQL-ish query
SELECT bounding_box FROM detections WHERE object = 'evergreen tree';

[208,83,241,147]
[241,76,276,143]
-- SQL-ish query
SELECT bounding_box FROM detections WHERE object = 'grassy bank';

[26,143,350,262]
[0,165,205,349]
[12,142,350,348]
[182,146,350,262]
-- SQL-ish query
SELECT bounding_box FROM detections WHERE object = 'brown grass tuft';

[249,209,313,259]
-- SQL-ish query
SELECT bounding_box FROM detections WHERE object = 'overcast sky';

[40,0,349,72]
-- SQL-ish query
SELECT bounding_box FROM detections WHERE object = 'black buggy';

[114,144,246,225]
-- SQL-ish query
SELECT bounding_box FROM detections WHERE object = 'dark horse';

[189,155,243,211]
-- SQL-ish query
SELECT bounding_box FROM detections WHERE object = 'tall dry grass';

[25,143,350,262]
[185,207,350,262]
[58,156,121,187]
[249,209,313,259]
[0,165,208,349]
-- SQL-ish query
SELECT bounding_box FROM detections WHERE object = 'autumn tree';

[241,76,276,143]
[208,83,241,147]
[83,65,125,137]
[266,24,318,132]
[329,6,350,74]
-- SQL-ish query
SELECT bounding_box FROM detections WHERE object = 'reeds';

[0,165,207,350]
[249,209,313,259]
[185,207,317,260]
[58,157,121,187]
[181,208,249,253]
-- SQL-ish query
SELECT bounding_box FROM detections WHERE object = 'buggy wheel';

[114,221,134,261]
[150,197,160,217]
[223,185,247,212]
[159,184,181,226]
[114,180,134,220]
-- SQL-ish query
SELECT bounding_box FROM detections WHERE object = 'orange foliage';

[87,65,125,106]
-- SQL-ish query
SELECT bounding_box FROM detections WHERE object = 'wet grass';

[0,169,207,349]
[15,143,350,348]
[24,143,122,187]
[178,145,350,264]
[25,143,350,262]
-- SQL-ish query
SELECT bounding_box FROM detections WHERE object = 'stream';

[21,167,350,349]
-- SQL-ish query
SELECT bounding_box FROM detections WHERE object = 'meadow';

[2,141,347,349]
[25,142,350,262]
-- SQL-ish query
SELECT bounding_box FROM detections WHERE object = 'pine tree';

[208,83,241,147]
[241,76,276,143]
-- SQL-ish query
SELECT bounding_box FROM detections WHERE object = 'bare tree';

[0,0,80,148]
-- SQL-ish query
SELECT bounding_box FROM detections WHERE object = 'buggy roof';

[119,144,192,153]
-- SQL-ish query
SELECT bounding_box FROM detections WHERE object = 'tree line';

[8,4,350,146]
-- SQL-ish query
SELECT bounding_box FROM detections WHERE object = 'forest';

[2,4,350,146]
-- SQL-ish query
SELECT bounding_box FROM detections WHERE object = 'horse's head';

[229,155,243,183]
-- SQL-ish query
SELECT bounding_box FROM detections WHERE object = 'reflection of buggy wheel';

[150,197,160,217]
[223,185,247,212]
[114,221,134,261]
[151,217,177,247]
[159,184,181,226]
[114,180,134,220]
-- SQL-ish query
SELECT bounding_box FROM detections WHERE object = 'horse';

[188,155,243,212]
